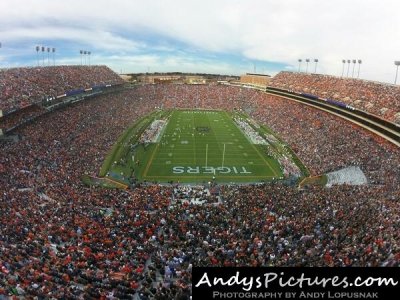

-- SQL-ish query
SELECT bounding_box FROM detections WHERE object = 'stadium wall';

[240,73,271,87]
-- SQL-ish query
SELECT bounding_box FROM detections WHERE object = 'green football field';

[134,110,283,183]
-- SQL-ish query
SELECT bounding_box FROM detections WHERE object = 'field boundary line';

[143,143,160,177]
[103,177,128,189]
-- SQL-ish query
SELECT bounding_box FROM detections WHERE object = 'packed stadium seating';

[269,71,400,124]
[0,65,124,114]
[1,71,399,298]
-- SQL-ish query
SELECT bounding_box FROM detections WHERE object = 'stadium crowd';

[139,120,167,144]
[0,65,124,113]
[234,117,268,145]
[0,105,46,133]
[269,71,400,124]
[1,82,399,298]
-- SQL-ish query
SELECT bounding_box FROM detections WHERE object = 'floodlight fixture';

[395,61,400,84]
[305,59,310,73]
[352,59,357,78]
[298,59,302,72]
[346,59,351,77]
[314,59,318,73]
[341,60,346,77]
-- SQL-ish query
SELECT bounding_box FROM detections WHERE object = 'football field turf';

[137,110,282,183]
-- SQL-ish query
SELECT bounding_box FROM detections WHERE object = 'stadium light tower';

[305,59,310,73]
[346,59,351,77]
[52,48,56,66]
[298,59,302,72]
[395,61,400,84]
[88,51,91,66]
[357,59,362,78]
[352,59,356,78]
[341,59,346,77]
[36,45,40,66]
[314,59,318,73]
[41,46,45,66]
[80,50,83,65]
[47,47,50,66]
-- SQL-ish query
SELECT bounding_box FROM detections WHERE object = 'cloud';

[0,0,400,82]
[2,26,143,52]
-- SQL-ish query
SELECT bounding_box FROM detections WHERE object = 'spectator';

[269,71,400,124]
[0,65,124,113]
[0,82,399,298]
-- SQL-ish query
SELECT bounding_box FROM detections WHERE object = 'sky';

[0,0,400,83]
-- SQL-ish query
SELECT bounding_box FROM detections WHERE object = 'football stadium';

[1,1,400,299]
[2,66,400,298]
